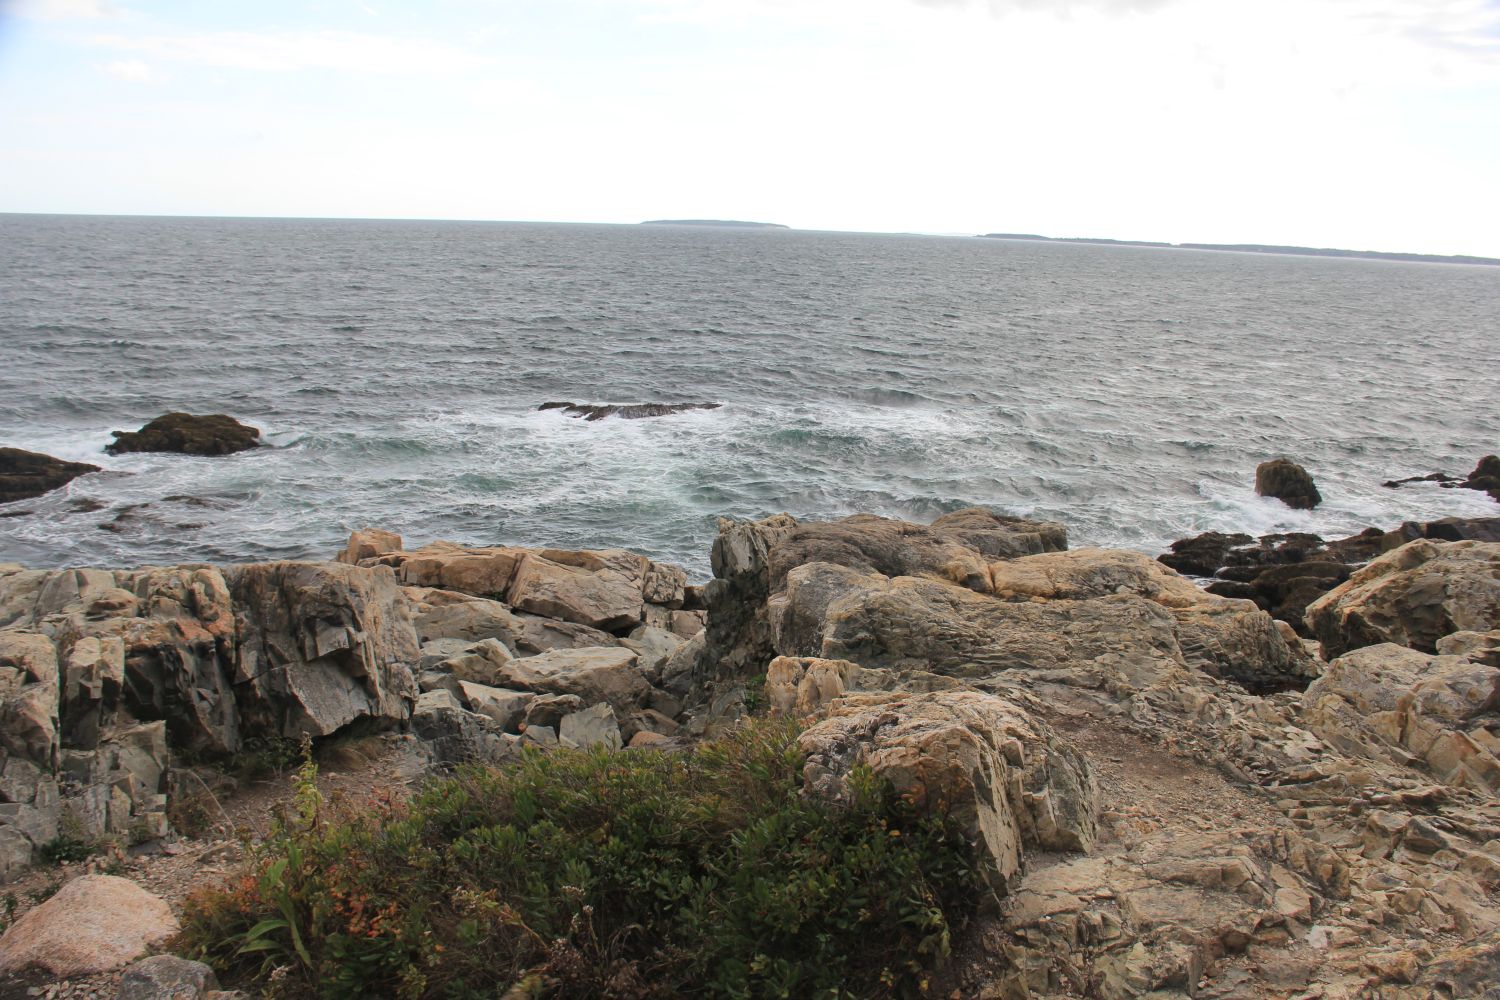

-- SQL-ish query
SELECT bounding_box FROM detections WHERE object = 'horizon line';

[2,210,1496,264]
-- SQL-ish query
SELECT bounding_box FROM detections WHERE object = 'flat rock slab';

[0,874,178,977]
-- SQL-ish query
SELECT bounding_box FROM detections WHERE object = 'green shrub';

[38,834,94,865]
[179,719,980,999]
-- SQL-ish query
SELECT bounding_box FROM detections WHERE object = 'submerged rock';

[1255,458,1323,509]
[0,447,100,504]
[537,401,721,421]
[106,412,260,456]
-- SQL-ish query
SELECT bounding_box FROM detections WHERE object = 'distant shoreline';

[978,233,1500,267]
[641,219,790,230]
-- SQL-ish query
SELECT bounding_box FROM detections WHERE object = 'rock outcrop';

[698,512,1317,703]
[1159,518,1500,638]
[1255,458,1323,509]
[800,690,1098,895]
[105,413,260,456]
[0,447,100,504]
[344,533,699,638]
[1306,539,1500,658]
[9,512,1500,998]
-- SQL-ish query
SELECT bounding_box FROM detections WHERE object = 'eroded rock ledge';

[1,508,1498,998]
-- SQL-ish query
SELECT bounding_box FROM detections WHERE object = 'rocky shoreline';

[0,473,1497,995]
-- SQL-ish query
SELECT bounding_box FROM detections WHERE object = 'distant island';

[641,219,790,229]
[979,233,1500,267]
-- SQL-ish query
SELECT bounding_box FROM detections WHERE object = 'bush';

[179,719,980,999]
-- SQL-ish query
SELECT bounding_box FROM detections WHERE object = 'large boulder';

[224,562,420,738]
[799,690,1098,895]
[394,543,525,599]
[1300,636,1500,794]
[699,510,1065,696]
[0,447,100,504]
[106,412,260,456]
[0,875,177,976]
[1461,454,1500,500]
[1255,458,1322,509]
[336,528,403,565]
[377,536,688,636]
[772,555,1315,694]
[1305,539,1500,658]
[506,551,646,631]
[0,631,61,770]
[492,646,648,712]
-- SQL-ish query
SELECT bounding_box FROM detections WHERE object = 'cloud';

[82,29,489,75]
[98,56,150,80]
[3,0,120,19]
[1369,0,1500,58]
[909,0,1174,12]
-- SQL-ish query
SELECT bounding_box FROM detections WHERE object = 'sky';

[2,0,1499,255]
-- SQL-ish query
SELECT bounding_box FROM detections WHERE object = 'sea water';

[2,215,1496,577]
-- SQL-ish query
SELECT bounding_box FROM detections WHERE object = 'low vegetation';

[179,720,982,999]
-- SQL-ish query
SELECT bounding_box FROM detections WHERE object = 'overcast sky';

[2,0,1498,255]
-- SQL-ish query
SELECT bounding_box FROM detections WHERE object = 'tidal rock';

[1306,539,1500,657]
[0,874,177,976]
[105,412,260,456]
[799,690,1098,895]
[1385,455,1500,503]
[0,447,100,504]
[118,955,220,1000]
[1379,515,1500,547]
[1255,458,1322,509]
[538,401,721,421]
[1160,526,1422,638]
[1462,454,1500,499]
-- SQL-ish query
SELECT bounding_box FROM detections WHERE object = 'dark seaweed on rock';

[105,413,260,456]
[0,447,101,504]
[1384,454,1500,503]
[537,401,721,421]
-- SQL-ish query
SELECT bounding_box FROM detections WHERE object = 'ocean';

[2,214,1497,578]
